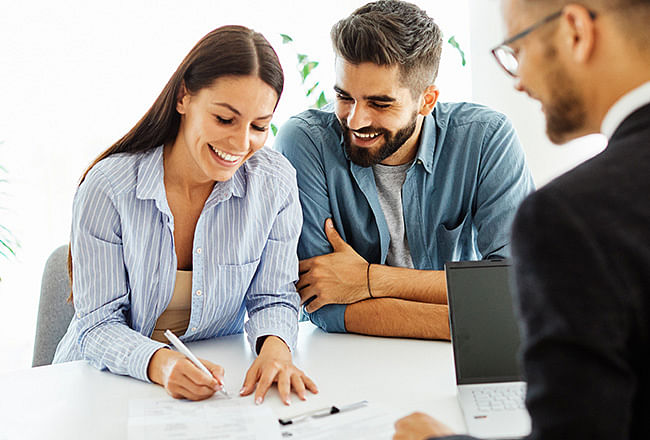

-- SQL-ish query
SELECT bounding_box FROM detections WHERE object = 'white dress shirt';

[601,81,650,139]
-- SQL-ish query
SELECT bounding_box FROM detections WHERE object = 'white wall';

[468,0,606,187]
[0,0,471,374]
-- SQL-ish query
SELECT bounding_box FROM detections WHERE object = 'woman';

[53,25,317,405]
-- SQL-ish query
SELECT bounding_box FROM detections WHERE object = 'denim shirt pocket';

[436,212,472,264]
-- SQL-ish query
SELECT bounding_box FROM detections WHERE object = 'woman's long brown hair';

[67,25,284,302]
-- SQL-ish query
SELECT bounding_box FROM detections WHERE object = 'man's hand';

[240,336,318,405]
[297,219,370,312]
[393,412,454,440]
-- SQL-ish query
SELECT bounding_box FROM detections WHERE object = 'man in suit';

[394,0,650,439]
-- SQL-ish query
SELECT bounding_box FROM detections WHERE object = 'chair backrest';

[32,245,74,367]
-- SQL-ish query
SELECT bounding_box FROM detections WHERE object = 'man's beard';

[541,46,587,144]
[341,111,419,167]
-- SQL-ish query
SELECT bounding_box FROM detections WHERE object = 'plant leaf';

[306,81,320,97]
[0,238,16,256]
[280,34,293,44]
[301,61,319,83]
[447,36,467,66]
[297,54,308,65]
[270,123,278,136]
[315,91,328,109]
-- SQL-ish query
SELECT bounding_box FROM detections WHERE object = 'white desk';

[0,322,466,439]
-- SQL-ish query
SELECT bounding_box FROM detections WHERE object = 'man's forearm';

[344,298,450,340]
[370,266,447,304]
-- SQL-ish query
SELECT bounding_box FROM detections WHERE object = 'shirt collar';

[337,105,440,174]
[135,145,246,208]
[413,108,440,174]
[135,146,166,203]
[601,81,650,139]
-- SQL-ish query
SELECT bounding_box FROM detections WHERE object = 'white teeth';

[354,132,380,139]
[209,144,241,163]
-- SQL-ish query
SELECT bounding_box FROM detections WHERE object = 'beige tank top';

[151,270,193,343]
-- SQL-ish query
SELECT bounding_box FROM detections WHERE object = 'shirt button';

[196,248,202,254]
[77,312,81,318]
[191,327,197,332]
[196,290,202,296]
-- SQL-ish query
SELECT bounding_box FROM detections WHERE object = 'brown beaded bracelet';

[367,262,374,298]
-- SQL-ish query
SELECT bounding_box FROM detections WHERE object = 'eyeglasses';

[491,9,597,77]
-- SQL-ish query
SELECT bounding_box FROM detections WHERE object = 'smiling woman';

[51,25,317,405]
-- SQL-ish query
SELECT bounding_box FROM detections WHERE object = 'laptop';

[445,260,531,439]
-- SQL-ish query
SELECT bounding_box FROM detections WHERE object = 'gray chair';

[32,245,75,367]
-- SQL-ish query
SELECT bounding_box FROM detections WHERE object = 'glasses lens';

[495,46,518,77]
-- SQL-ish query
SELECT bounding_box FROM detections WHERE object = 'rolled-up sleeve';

[244,169,302,352]
[64,168,166,382]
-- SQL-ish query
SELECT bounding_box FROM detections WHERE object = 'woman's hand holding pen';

[148,348,225,401]
[240,336,318,406]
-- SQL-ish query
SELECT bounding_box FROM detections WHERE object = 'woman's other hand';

[240,336,318,405]
[148,348,225,401]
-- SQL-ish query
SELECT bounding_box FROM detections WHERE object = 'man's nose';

[347,102,371,130]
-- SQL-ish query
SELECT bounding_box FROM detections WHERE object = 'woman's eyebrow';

[211,102,273,120]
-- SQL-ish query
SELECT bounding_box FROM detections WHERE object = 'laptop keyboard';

[472,385,525,412]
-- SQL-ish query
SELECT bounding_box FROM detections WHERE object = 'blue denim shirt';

[275,102,534,333]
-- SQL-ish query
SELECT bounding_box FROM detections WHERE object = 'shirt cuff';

[246,326,297,354]
[128,339,169,383]
[307,304,348,333]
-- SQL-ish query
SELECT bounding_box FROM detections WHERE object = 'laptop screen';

[445,260,523,385]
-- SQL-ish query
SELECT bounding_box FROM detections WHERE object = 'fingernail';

[239,387,246,395]
[285,398,292,405]
[255,397,263,405]
[326,219,333,228]
[300,394,306,401]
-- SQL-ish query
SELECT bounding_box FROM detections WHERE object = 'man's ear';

[176,82,189,115]
[419,85,440,116]
[561,4,597,64]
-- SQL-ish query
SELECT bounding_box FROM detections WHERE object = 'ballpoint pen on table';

[163,329,230,398]
[278,400,368,425]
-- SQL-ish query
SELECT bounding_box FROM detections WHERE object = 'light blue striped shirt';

[53,145,301,382]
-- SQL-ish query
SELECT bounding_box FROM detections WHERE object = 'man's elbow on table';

[305,304,348,333]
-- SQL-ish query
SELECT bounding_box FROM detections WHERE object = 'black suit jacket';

[440,103,650,440]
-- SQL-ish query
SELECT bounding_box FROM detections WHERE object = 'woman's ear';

[176,82,189,115]
[419,85,440,116]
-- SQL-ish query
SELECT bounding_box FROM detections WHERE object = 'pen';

[278,400,368,425]
[163,329,230,398]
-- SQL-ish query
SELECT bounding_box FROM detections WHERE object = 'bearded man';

[275,0,534,339]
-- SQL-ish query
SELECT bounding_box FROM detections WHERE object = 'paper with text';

[280,404,397,439]
[128,396,281,440]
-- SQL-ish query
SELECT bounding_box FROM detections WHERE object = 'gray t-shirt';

[372,162,414,269]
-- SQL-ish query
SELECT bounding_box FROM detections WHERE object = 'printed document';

[128,396,280,440]
[280,403,397,439]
